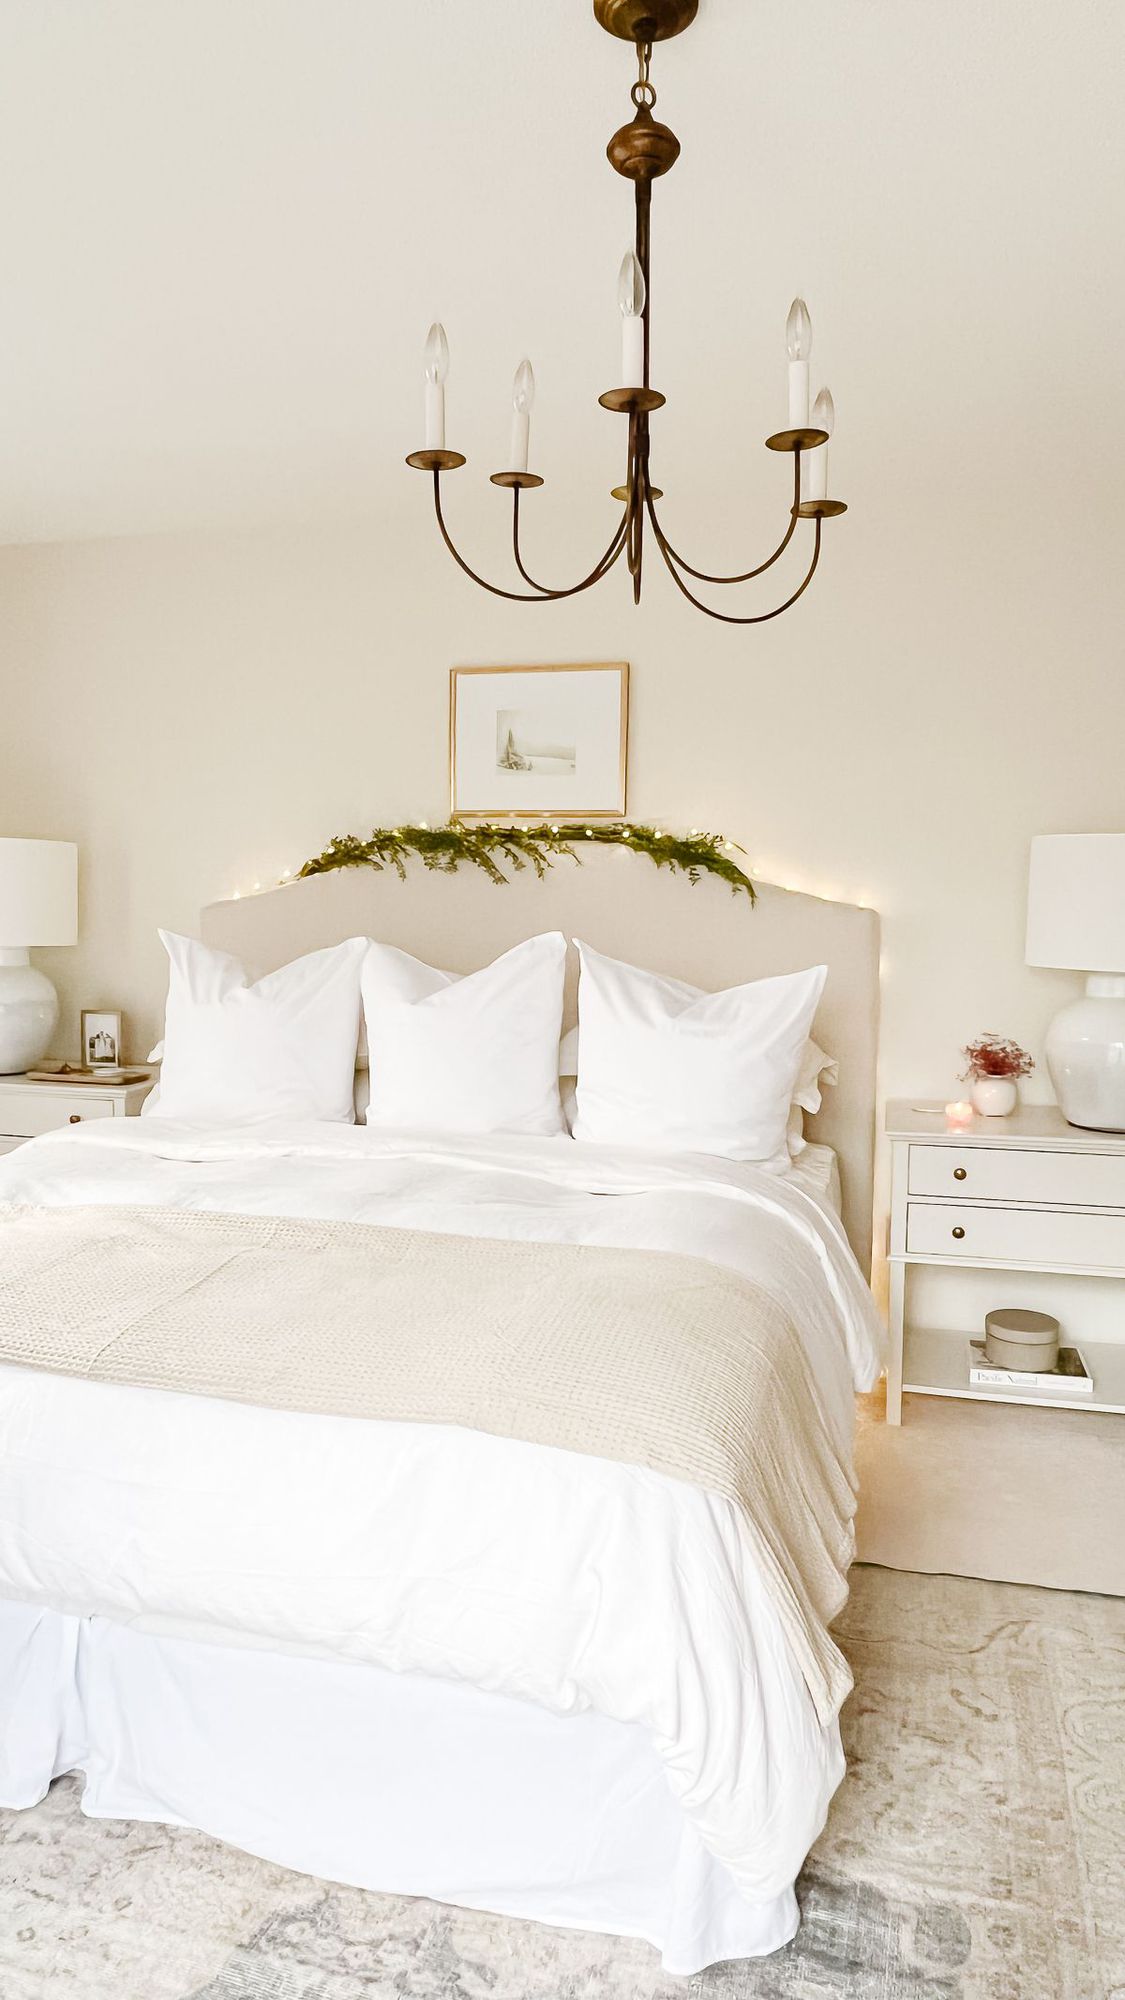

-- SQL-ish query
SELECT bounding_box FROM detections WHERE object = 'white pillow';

[151,931,367,1124]
[572,943,827,1166]
[362,933,567,1136]
[559,1028,838,1148]
[787,1039,839,1156]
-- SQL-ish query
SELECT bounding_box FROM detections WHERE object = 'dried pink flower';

[960,1034,1035,1081]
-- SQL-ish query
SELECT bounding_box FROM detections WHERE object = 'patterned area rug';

[2,1567,1122,1999]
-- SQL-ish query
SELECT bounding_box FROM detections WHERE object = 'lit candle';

[423,322,449,449]
[945,1100,974,1126]
[804,386,835,502]
[508,359,535,472]
[786,298,811,428]
[618,251,646,388]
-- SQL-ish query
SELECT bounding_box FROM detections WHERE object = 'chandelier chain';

[631,39,656,107]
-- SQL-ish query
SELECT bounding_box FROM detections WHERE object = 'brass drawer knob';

[69,1113,82,1125]
[951,1225,965,1239]
[953,1166,967,1181]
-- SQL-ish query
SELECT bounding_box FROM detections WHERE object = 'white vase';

[970,1075,1017,1117]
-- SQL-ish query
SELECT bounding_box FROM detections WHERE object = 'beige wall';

[0,476,1121,1119]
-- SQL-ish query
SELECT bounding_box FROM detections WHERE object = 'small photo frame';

[81,1009,123,1069]
[451,662,629,820]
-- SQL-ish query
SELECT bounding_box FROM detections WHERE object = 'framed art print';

[80,1009,123,1069]
[450,662,628,820]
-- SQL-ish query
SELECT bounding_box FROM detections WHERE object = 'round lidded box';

[984,1308,1060,1372]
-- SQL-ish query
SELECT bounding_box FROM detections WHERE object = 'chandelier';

[406,0,846,624]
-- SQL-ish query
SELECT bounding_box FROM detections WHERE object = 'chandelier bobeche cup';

[407,0,846,624]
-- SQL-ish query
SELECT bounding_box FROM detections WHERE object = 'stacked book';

[967,1341,1093,1394]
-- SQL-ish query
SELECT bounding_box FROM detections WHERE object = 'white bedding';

[0,1119,882,1945]
[788,1137,842,1213]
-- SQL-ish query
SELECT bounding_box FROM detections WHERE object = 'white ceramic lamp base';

[0,949,59,1074]
[1045,975,1125,1133]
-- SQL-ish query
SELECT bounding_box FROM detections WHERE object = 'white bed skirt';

[0,1596,811,1976]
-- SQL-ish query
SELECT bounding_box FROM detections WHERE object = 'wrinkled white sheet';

[0,1119,883,1906]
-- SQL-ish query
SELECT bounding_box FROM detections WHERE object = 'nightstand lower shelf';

[903,1326,1125,1415]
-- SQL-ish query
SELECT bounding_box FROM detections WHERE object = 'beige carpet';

[855,1383,1125,1597]
[2,1566,1123,1998]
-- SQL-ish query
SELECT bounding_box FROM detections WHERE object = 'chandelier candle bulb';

[423,323,450,449]
[618,251,647,387]
[508,360,535,473]
[804,386,835,502]
[786,298,812,428]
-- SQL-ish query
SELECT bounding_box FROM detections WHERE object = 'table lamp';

[0,838,79,1074]
[1026,833,1125,1131]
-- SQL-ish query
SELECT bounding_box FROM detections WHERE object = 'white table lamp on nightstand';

[0,839,78,1074]
[1026,832,1125,1132]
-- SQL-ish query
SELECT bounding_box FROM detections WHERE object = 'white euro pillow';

[362,932,567,1136]
[150,931,367,1124]
[572,943,827,1167]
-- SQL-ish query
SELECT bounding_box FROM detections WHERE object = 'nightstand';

[0,1073,154,1155]
[885,1100,1125,1424]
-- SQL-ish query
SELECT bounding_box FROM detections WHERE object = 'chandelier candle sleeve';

[423,323,449,450]
[509,360,535,473]
[618,252,646,388]
[804,387,835,502]
[786,299,812,428]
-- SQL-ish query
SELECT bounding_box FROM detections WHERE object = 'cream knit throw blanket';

[0,1203,857,1723]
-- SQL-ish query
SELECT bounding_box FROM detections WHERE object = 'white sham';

[151,931,366,1124]
[362,932,567,1136]
[787,1039,839,1156]
[572,943,827,1166]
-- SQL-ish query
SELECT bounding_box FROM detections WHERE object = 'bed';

[0,857,882,1976]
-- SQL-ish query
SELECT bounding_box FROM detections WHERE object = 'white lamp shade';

[0,838,78,948]
[1026,833,1125,974]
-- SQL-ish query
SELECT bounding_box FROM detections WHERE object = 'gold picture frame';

[80,1008,124,1069]
[450,662,629,821]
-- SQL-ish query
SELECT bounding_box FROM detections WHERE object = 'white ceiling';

[1,0,1122,544]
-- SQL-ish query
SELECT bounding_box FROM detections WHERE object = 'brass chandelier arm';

[510,489,631,597]
[648,452,802,585]
[646,489,823,624]
[432,474,624,604]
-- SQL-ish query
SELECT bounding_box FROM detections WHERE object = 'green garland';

[297,821,755,900]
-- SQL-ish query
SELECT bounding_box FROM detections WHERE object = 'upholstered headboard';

[201,855,880,1271]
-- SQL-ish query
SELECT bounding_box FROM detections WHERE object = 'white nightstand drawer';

[0,1092,116,1140]
[906,1200,1125,1270]
[908,1143,1125,1209]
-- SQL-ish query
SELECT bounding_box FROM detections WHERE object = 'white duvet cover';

[0,1119,883,1921]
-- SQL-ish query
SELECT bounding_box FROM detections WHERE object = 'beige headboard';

[201,856,880,1272]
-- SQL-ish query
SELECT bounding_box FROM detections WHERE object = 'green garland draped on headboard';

[297,822,755,900]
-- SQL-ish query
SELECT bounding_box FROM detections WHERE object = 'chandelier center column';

[605,47,680,602]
